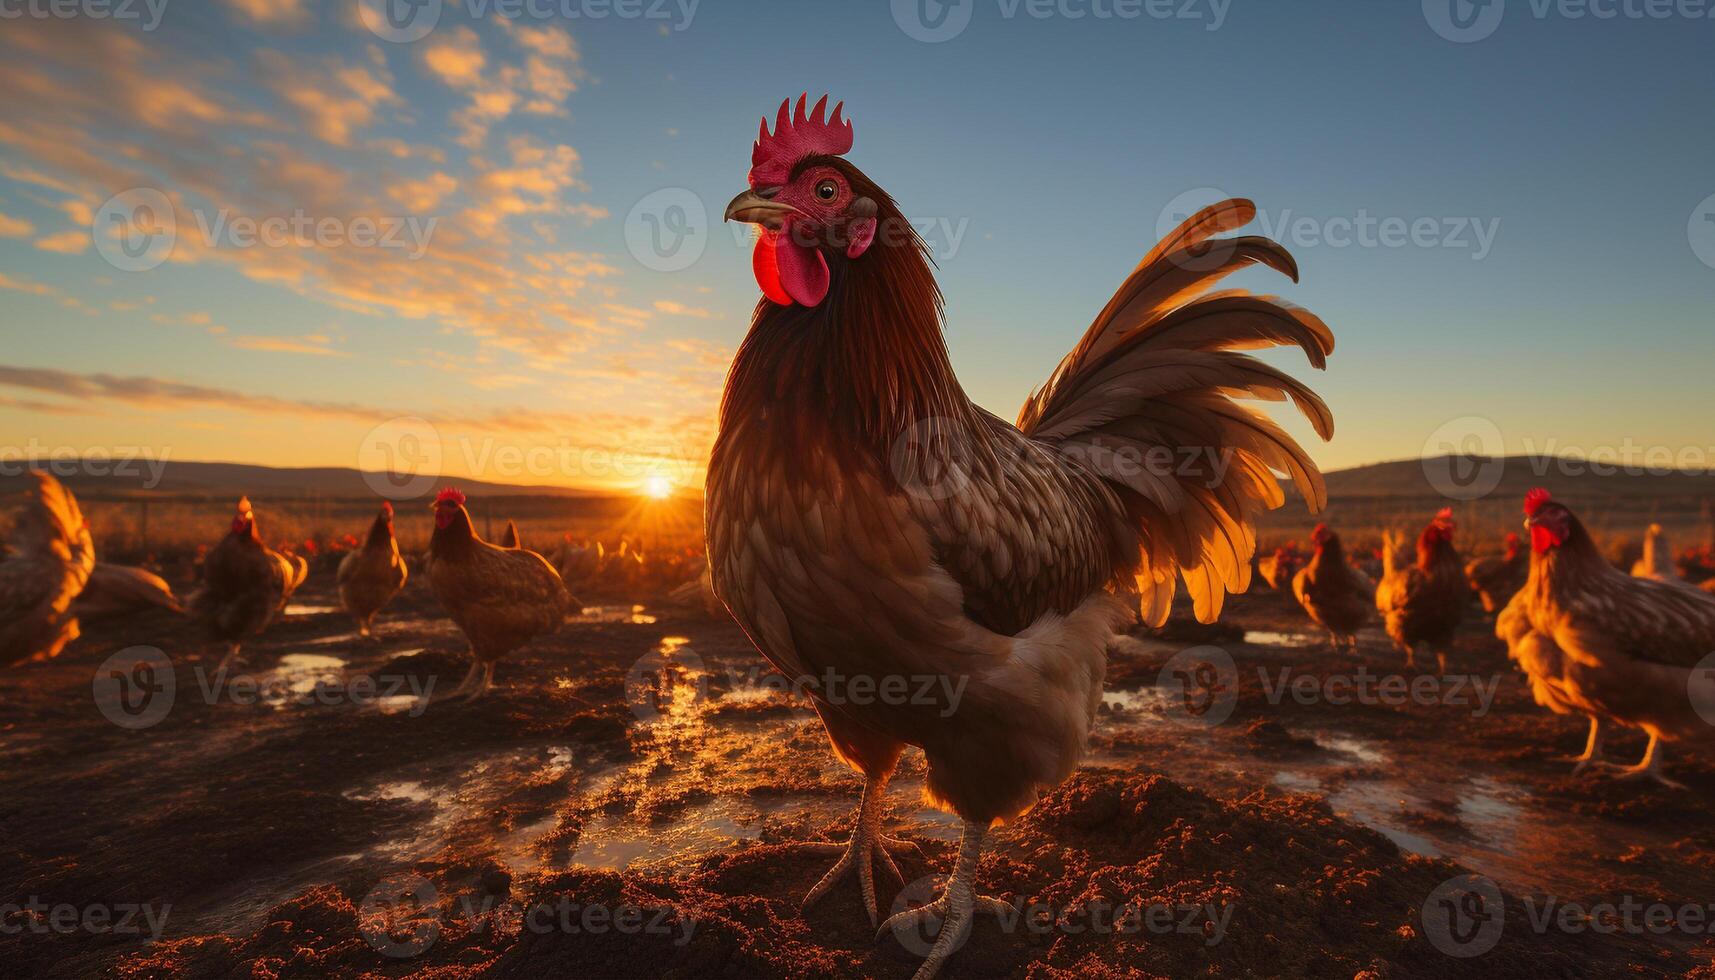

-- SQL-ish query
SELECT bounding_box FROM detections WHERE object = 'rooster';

[190,497,308,670]
[0,471,95,664]
[1465,531,1527,614]
[337,501,408,638]
[1257,543,1306,592]
[499,520,522,549]
[1499,489,1715,787]
[1375,508,1464,674]
[708,95,1335,978]
[1292,524,1372,651]
[1630,523,1681,584]
[76,564,184,621]
[426,488,570,698]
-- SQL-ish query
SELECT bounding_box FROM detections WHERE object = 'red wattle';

[752,232,793,306]
[773,231,830,306]
[1530,524,1560,553]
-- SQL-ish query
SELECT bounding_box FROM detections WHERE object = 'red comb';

[1434,507,1454,524]
[237,496,252,513]
[435,487,466,507]
[750,94,853,187]
[380,501,393,516]
[1524,487,1552,515]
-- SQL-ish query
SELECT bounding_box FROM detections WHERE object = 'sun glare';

[642,475,674,500]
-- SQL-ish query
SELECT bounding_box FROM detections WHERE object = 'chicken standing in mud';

[1499,488,1715,788]
[1292,523,1372,652]
[191,496,308,670]
[1375,508,1464,675]
[337,501,408,638]
[427,487,571,698]
[707,95,1336,979]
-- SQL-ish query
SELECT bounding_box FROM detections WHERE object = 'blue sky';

[2,0,1712,490]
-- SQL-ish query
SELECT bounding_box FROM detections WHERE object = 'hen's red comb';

[435,487,466,507]
[749,94,853,187]
[1434,507,1454,524]
[380,501,393,517]
[1524,487,1552,515]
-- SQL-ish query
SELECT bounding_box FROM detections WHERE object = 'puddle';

[284,604,340,617]
[570,795,823,870]
[1244,631,1315,648]
[1102,687,1174,715]
[573,604,658,625]
[1315,734,1387,764]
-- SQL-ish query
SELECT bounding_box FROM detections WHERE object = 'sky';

[2,0,1713,493]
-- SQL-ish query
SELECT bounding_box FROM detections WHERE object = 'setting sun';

[641,475,674,500]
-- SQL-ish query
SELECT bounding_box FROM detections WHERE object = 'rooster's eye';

[815,180,839,202]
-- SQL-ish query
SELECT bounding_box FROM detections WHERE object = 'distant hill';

[0,459,607,500]
[1324,455,1715,501]
[3,453,1710,509]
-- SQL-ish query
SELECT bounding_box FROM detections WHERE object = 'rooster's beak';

[724,188,795,230]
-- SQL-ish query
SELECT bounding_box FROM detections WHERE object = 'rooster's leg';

[802,772,919,927]
[449,658,482,698]
[1566,716,1606,774]
[1608,733,1686,790]
[876,819,1011,980]
[467,662,495,700]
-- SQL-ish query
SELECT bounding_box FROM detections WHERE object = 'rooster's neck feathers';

[722,182,967,458]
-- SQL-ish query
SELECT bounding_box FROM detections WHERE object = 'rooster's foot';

[802,775,917,927]
[1600,734,1685,789]
[875,819,1002,980]
[1607,764,1687,791]
[876,889,1012,980]
[447,661,493,700]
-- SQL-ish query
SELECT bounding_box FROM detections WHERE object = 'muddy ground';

[3,574,1713,978]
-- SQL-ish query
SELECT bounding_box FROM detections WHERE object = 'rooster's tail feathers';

[1017,199,1335,626]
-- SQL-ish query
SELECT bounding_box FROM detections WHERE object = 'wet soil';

[2,579,1712,978]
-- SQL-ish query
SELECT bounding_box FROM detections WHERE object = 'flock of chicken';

[1273,498,1715,787]
[0,473,719,700]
